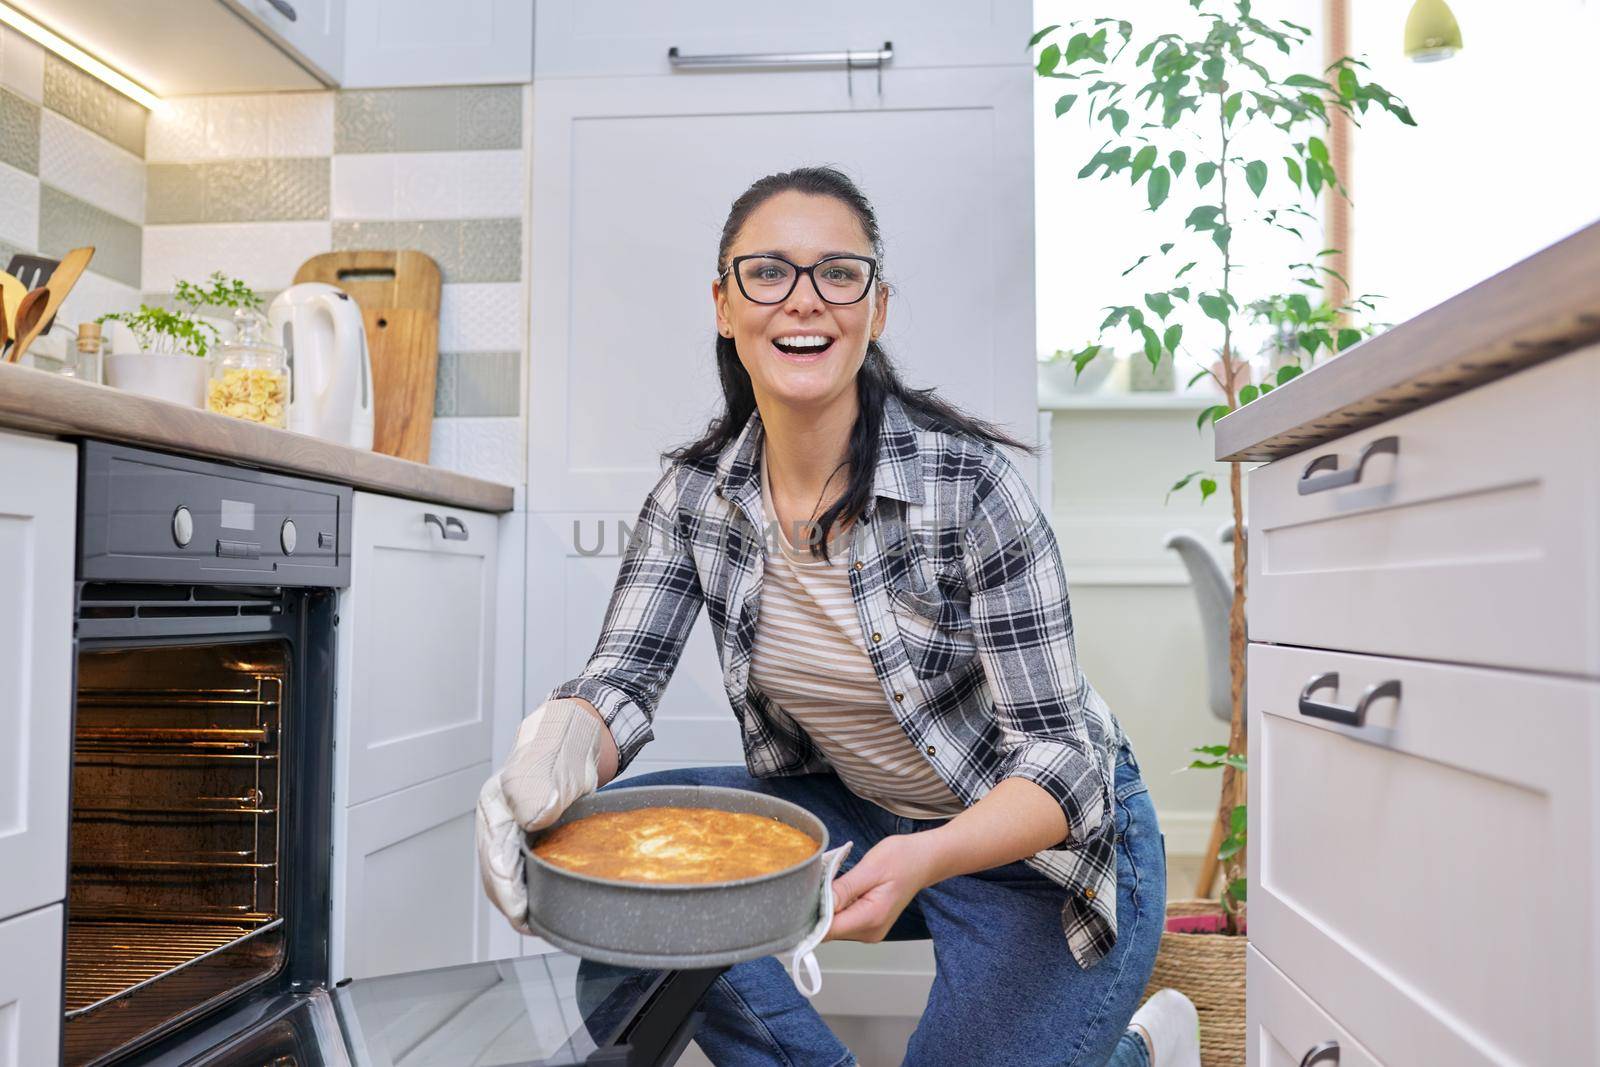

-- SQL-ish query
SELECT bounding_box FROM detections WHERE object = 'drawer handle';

[1297,435,1399,495]
[423,513,470,542]
[1299,1041,1340,1067]
[1298,672,1401,727]
[264,0,298,19]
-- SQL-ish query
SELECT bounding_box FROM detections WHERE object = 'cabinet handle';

[1299,1042,1339,1067]
[1298,672,1400,728]
[667,41,893,69]
[1297,435,1399,495]
[423,513,470,542]
[264,0,298,20]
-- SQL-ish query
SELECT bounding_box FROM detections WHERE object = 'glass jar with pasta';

[207,308,288,428]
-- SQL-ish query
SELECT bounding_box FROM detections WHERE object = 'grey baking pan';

[521,784,828,969]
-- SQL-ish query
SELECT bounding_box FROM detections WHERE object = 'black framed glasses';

[719,254,878,306]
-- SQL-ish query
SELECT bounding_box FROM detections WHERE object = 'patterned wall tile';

[142,221,331,293]
[438,283,522,351]
[144,164,203,226]
[427,418,460,471]
[148,158,330,225]
[39,111,145,224]
[335,86,520,154]
[433,352,459,417]
[389,150,522,220]
[145,93,335,162]
[57,268,139,331]
[447,416,523,484]
[450,351,521,417]
[42,55,144,158]
[0,26,44,104]
[332,217,520,283]
[457,218,521,281]
[268,93,335,157]
[205,95,271,158]
[0,162,39,249]
[330,154,396,219]
[144,97,208,162]
[0,87,40,175]
[39,185,141,287]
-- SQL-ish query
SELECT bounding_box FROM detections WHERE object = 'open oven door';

[120,953,721,1067]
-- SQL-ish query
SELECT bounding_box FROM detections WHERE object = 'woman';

[478,167,1199,1067]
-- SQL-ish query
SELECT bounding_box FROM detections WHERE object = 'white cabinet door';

[341,0,531,86]
[1249,642,1600,1066]
[1247,947,1381,1067]
[534,0,1032,78]
[1247,343,1600,677]
[339,493,498,807]
[526,64,1036,777]
[0,905,63,1067]
[0,432,74,920]
[332,762,495,980]
[226,0,345,83]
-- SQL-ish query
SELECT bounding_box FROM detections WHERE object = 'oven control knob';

[172,506,194,548]
[280,519,298,555]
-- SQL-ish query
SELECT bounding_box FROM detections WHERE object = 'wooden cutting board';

[294,250,442,463]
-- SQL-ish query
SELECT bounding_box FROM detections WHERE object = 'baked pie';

[532,805,819,883]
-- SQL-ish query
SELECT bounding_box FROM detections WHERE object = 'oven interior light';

[0,2,162,111]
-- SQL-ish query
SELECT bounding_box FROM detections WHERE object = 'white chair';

[1163,524,1245,724]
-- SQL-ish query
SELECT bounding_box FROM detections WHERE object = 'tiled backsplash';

[0,28,145,321]
[0,24,529,488]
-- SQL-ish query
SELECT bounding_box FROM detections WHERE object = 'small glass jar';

[76,321,103,384]
[207,308,288,428]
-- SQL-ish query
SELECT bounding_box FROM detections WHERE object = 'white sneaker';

[1129,988,1201,1067]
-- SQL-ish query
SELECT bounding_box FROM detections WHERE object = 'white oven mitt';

[476,698,604,935]
[785,842,854,997]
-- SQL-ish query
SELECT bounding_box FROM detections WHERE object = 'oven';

[58,441,717,1067]
[65,442,348,1066]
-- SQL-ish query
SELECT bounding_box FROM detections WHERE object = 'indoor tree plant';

[1031,4,1414,1061]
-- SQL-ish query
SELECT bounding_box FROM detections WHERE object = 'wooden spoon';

[8,245,94,363]
[0,270,25,341]
[7,287,50,363]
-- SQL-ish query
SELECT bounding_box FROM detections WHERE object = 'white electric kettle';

[268,283,374,450]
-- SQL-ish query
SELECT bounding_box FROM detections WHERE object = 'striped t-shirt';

[749,447,965,820]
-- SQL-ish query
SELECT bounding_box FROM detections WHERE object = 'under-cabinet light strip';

[0,2,161,110]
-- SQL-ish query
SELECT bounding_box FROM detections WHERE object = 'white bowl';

[105,351,208,409]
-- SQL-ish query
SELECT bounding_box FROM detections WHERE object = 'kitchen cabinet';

[6,0,340,94]
[534,0,1031,78]
[331,761,496,981]
[337,491,499,806]
[1219,223,1600,1067]
[0,430,74,921]
[1249,641,1600,1065]
[341,0,531,87]
[229,0,345,85]
[331,491,502,979]
[0,904,63,1067]
[525,64,1038,794]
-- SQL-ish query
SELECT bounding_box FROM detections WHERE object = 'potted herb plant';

[99,273,263,408]
[1032,5,1414,1063]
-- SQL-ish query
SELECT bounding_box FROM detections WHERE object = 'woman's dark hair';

[664,165,1039,562]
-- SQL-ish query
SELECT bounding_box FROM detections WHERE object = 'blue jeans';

[600,742,1165,1067]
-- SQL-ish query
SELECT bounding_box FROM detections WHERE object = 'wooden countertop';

[0,364,515,513]
[1214,218,1600,463]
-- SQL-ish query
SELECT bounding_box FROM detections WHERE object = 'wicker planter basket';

[1137,899,1246,1067]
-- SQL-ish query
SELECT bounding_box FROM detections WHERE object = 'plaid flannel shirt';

[544,392,1130,969]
